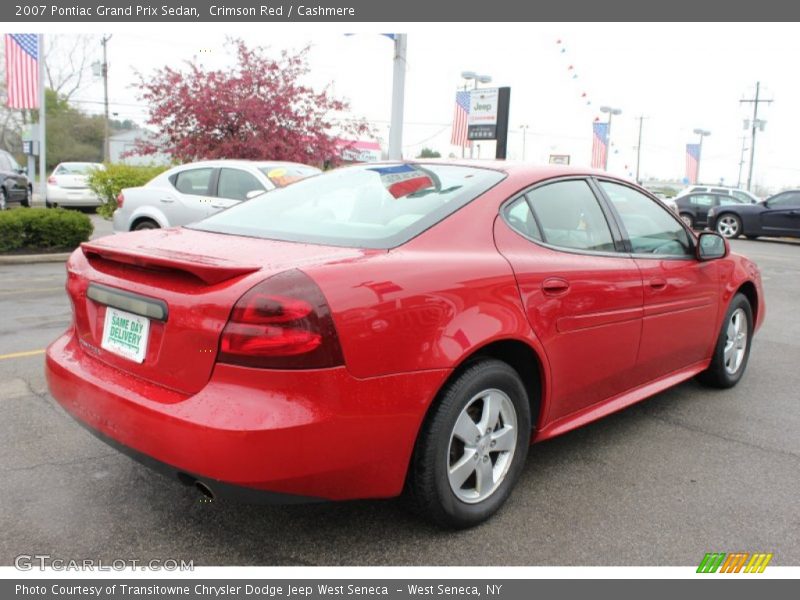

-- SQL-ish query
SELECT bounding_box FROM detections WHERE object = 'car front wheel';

[679,213,694,228]
[405,359,531,528]
[696,293,753,388]
[716,214,742,239]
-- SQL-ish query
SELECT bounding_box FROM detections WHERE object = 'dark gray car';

[0,149,32,210]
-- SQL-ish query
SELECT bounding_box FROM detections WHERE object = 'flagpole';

[38,33,45,206]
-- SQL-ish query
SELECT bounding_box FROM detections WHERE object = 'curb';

[0,253,71,265]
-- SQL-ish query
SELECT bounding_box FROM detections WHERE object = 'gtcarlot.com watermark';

[14,554,194,571]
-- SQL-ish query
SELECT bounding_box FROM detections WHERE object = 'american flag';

[451,91,471,148]
[591,121,608,169]
[685,143,701,184]
[4,34,39,109]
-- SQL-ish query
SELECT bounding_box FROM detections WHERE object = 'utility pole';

[101,34,112,162]
[388,34,406,160]
[740,81,772,192]
[635,115,646,184]
[736,136,748,189]
[38,34,46,204]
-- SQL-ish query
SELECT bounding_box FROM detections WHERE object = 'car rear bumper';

[47,185,101,206]
[46,329,449,500]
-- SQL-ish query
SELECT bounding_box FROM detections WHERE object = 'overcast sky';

[17,22,800,192]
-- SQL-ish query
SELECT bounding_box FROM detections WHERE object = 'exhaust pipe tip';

[195,481,215,501]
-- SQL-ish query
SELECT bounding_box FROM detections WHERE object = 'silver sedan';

[112,160,321,232]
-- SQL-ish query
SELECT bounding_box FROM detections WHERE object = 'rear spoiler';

[81,241,261,285]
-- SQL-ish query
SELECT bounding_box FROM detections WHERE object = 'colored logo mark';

[697,552,773,573]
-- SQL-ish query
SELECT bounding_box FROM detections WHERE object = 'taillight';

[218,269,344,369]
[47,176,56,184]
[116,192,124,208]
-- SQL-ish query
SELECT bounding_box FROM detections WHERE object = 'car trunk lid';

[68,227,374,395]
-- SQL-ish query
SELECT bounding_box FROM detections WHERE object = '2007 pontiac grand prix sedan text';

[46,161,764,528]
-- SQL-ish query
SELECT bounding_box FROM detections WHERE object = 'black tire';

[696,293,753,389]
[45,199,54,208]
[715,213,743,239]
[21,186,32,207]
[679,213,695,229]
[132,219,159,231]
[404,359,531,528]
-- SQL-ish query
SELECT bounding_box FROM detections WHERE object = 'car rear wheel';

[132,219,159,231]
[22,186,32,207]
[716,214,742,239]
[679,213,694,228]
[404,359,530,528]
[696,293,753,389]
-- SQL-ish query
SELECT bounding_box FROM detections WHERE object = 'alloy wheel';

[447,388,518,504]
[724,308,748,375]
[717,215,740,238]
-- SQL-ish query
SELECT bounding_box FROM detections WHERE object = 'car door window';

[525,180,616,252]
[217,168,266,201]
[689,194,714,207]
[719,195,745,206]
[731,191,752,203]
[769,192,800,207]
[600,181,693,257]
[172,168,213,196]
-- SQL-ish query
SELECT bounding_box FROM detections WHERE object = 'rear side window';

[504,197,542,241]
[171,168,213,196]
[525,180,616,252]
[191,163,505,249]
[600,181,692,257]
[217,168,265,201]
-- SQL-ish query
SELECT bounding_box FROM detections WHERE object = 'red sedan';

[46,162,764,528]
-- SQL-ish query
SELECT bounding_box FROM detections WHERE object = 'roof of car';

[170,160,319,169]
[369,159,618,180]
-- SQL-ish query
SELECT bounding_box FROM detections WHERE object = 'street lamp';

[693,128,711,184]
[520,124,529,161]
[599,106,622,171]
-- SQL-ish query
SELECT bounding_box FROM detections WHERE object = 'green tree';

[32,89,104,169]
[416,147,441,158]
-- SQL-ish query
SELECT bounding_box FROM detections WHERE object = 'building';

[108,129,171,166]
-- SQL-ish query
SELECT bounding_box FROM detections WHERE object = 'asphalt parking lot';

[1,235,798,566]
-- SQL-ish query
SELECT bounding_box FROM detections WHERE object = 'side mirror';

[245,190,265,200]
[697,232,728,261]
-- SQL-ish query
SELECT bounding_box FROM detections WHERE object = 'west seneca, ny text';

[14,4,358,18]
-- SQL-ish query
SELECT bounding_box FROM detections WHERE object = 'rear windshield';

[56,163,100,174]
[190,163,505,249]
[258,165,321,187]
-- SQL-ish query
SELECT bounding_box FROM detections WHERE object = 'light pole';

[693,128,711,184]
[736,136,748,189]
[460,71,492,158]
[599,106,622,171]
[520,124,529,160]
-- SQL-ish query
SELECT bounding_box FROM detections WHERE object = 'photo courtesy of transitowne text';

[0,0,798,598]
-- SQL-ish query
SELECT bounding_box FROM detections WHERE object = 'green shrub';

[0,208,93,253]
[87,163,170,219]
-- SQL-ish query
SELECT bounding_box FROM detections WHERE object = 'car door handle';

[159,197,175,203]
[649,278,667,290]
[542,278,570,295]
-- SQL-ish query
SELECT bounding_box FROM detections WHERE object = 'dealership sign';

[467,88,500,140]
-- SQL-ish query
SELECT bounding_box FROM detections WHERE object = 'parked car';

[0,149,32,210]
[708,189,800,239]
[46,162,105,208]
[677,185,759,204]
[112,160,321,232]
[46,162,764,528]
[675,192,749,229]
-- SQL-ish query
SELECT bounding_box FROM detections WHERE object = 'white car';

[676,185,759,204]
[46,162,105,208]
[113,160,321,232]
